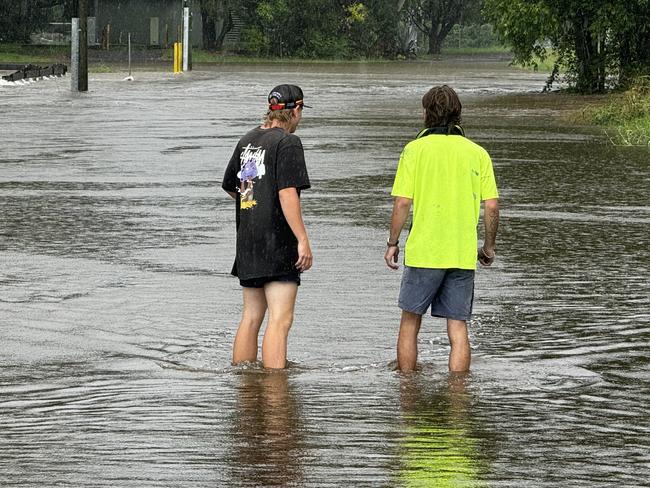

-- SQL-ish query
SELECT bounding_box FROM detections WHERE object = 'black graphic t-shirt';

[222,127,310,280]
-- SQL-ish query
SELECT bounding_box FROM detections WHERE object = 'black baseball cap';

[268,84,311,111]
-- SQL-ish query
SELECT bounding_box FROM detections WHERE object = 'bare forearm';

[389,197,412,243]
[384,197,412,270]
[279,187,313,271]
[279,188,308,242]
[483,199,499,249]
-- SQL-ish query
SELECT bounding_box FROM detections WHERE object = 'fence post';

[182,3,190,72]
[71,18,79,90]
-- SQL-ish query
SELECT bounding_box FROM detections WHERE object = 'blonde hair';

[264,108,294,126]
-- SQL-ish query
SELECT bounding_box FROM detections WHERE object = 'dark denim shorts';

[239,271,301,288]
[398,266,475,320]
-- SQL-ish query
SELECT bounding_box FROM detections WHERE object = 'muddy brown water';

[1,60,648,487]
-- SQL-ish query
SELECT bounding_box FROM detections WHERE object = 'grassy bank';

[580,78,650,146]
[0,43,68,64]
[187,48,513,64]
[182,50,398,64]
[2,43,514,67]
[440,46,510,56]
[531,54,558,73]
[510,53,559,74]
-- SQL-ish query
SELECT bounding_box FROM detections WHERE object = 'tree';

[0,1,76,43]
[372,0,405,57]
[200,0,235,51]
[237,0,382,58]
[402,0,478,55]
[198,0,407,58]
[483,0,650,93]
[342,1,402,57]
[608,0,650,85]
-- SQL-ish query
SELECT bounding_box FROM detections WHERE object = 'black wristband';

[387,239,399,247]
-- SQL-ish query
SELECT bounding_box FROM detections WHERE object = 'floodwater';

[1,59,648,487]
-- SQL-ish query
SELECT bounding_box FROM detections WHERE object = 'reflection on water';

[1,61,648,486]
[397,374,486,488]
[230,370,304,487]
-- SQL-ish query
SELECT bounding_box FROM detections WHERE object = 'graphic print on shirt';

[237,144,266,209]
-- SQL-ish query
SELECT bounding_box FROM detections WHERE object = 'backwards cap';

[268,84,311,111]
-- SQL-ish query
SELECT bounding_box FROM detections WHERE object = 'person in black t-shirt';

[222,84,312,369]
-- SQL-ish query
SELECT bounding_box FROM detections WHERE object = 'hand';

[295,239,313,272]
[385,245,400,270]
[478,246,495,267]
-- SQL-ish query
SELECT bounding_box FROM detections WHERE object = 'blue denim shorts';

[398,266,475,320]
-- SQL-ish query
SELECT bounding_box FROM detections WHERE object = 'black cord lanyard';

[415,125,465,138]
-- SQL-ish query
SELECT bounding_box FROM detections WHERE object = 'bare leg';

[232,287,267,365]
[447,319,471,372]
[397,310,422,372]
[261,281,298,369]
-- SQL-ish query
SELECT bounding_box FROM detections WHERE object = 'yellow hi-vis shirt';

[391,134,499,270]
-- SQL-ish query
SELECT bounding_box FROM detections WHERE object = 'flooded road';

[1,60,648,487]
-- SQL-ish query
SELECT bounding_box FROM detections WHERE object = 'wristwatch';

[387,239,399,247]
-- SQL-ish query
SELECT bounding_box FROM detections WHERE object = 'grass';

[89,64,116,73]
[512,52,559,74]
[530,54,558,73]
[579,77,650,146]
[0,43,68,64]
[440,46,510,56]
[177,51,340,64]
[189,47,514,65]
[2,42,514,66]
[610,116,650,146]
[186,50,413,64]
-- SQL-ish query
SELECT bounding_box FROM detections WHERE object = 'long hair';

[422,85,462,129]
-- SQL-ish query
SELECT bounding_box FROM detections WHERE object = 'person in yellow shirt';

[385,85,500,372]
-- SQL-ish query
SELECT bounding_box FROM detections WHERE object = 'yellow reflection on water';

[397,374,486,488]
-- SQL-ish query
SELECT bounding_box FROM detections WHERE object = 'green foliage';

[483,0,650,93]
[442,24,499,49]
[343,1,397,57]
[299,32,349,59]
[0,1,74,43]
[241,26,269,56]
[200,0,236,50]
[402,0,478,54]
[235,0,404,58]
[581,77,650,145]
[255,0,289,24]
[402,0,482,54]
[346,2,369,25]
[587,77,650,124]
[482,0,554,67]
[613,119,650,147]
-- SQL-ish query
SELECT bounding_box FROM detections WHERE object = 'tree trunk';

[618,36,633,87]
[428,30,441,54]
[425,1,462,55]
[427,12,442,55]
[573,18,601,93]
[214,10,233,51]
[202,8,217,50]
